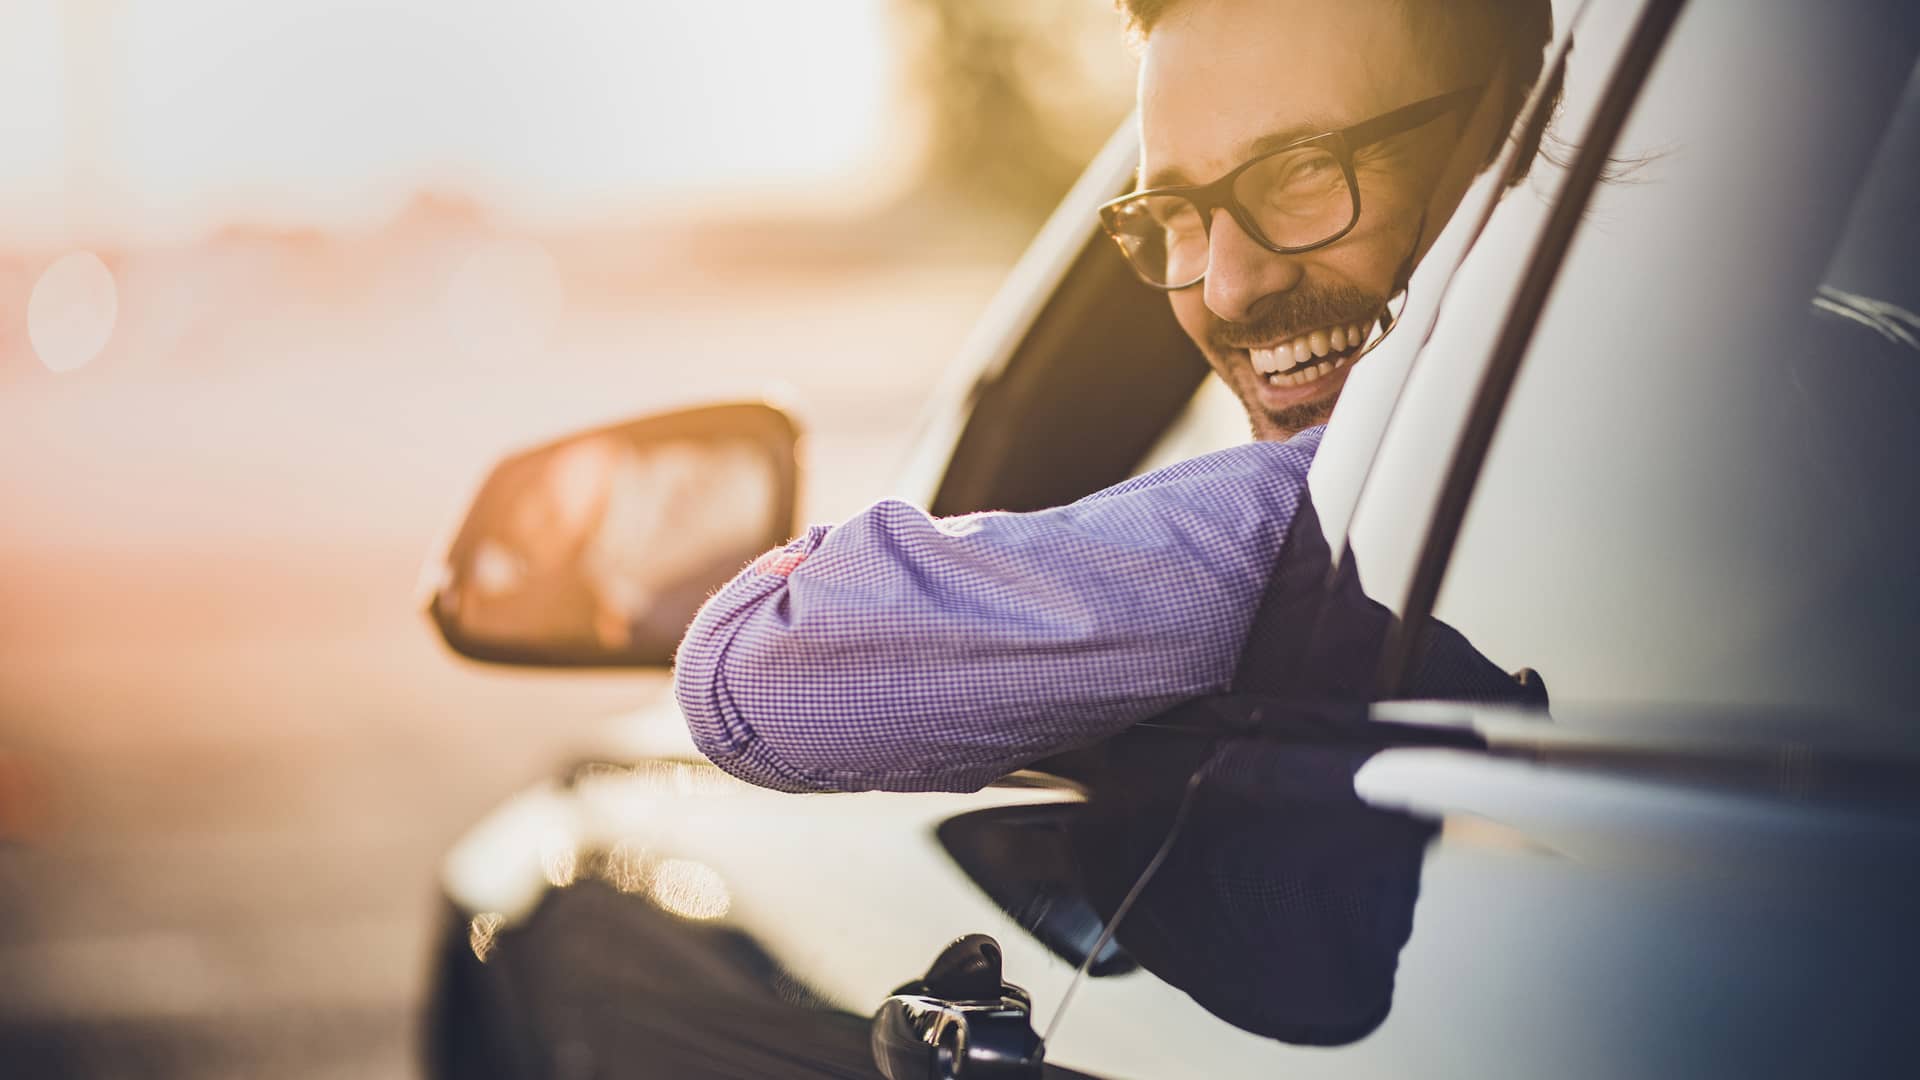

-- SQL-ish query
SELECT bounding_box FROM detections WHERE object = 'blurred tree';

[891,0,1135,226]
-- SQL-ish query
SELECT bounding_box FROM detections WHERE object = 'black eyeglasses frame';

[1099,83,1488,290]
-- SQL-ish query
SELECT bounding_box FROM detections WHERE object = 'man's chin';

[1252,398,1336,440]
[1240,364,1350,440]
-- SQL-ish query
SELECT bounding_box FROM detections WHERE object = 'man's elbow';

[672,602,1028,795]
[675,665,1011,795]
[672,644,830,794]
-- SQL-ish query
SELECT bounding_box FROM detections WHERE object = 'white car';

[419,0,1920,1076]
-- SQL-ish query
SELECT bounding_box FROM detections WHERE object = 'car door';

[1024,1,1920,1077]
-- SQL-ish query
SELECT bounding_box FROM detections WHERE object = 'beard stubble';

[1204,282,1384,440]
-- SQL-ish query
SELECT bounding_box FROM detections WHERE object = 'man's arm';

[673,429,1323,793]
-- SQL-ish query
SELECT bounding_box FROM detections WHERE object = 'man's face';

[1139,0,1471,439]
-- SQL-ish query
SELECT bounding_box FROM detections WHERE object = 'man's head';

[1114,0,1552,439]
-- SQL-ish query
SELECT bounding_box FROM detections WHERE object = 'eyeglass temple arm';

[1343,84,1488,151]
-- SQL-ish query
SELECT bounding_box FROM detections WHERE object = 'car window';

[1421,3,1920,718]
[926,185,1211,517]
[1129,374,1249,474]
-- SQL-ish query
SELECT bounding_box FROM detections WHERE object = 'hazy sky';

[0,0,899,245]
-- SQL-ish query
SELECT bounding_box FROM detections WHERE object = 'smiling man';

[674,0,1553,793]
[1115,0,1544,439]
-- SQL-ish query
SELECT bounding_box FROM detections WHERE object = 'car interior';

[929,224,1213,518]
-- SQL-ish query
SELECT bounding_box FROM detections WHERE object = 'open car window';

[927,197,1210,517]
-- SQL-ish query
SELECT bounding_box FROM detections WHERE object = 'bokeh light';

[599,841,651,895]
[27,251,119,373]
[467,912,505,963]
[646,858,731,921]
[539,826,579,889]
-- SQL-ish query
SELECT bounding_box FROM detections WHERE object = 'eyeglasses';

[1098,85,1486,290]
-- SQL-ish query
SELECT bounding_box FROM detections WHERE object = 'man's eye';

[1124,197,1200,234]
[1256,154,1343,210]
[1152,202,1203,231]
[1277,157,1333,186]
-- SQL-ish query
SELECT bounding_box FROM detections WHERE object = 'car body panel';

[432,711,1920,1078]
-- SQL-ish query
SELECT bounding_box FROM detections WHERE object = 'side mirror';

[426,402,799,667]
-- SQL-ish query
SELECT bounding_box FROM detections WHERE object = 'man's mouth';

[1243,319,1375,387]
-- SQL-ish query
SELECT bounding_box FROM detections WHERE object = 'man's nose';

[1201,209,1305,324]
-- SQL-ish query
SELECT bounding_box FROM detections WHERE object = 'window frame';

[1370,0,1690,694]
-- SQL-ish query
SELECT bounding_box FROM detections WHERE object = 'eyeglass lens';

[1111,144,1356,286]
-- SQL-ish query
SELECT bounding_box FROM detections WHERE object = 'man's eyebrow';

[1141,117,1349,190]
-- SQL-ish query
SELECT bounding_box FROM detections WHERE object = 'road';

[0,229,1004,1077]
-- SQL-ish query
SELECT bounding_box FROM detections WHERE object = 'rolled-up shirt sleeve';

[673,428,1322,793]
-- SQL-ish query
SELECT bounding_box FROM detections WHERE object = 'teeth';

[1263,358,1345,387]
[1250,316,1381,385]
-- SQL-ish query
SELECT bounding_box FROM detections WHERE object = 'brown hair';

[1115,0,1557,179]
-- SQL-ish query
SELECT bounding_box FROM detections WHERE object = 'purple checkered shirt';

[673,426,1324,793]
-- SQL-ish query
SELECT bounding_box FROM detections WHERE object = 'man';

[674,0,1552,793]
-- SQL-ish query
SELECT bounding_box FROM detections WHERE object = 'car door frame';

[1372,0,1689,693]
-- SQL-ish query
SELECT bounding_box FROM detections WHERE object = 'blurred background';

[0,2,1131,1075]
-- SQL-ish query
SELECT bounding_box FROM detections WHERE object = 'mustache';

[1208,284,1386,351]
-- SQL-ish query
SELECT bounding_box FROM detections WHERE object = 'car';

[415,0,1920,1076]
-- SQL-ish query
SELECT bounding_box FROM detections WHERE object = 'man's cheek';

[1316,227,1412,299]
[1350,167,1423,229]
